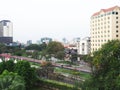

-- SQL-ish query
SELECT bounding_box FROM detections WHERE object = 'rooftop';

[92,5,120,16]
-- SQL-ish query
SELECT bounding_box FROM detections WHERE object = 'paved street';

[0,53,91,73]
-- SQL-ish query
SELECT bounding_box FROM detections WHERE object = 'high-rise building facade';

[90,6,120,53]
[0,20,13,44]
[40,37,52,44]
[26,40,32,46]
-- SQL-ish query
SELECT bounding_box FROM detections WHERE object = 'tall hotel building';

[90,6,120,53]
[0,20,13,44]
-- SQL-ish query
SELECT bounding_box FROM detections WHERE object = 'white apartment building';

[0,20,13,44]
[90,6,120,53]
[0,20,13,37]
[77,37,91,55]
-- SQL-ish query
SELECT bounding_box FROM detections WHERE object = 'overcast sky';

[0,0,119,43]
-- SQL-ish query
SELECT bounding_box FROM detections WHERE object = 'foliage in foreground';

[81,40,120,90]
[14,60,38,89]
[0,60,38,90]
[0,70,25,90]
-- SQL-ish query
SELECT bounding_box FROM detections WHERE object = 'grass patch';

[30,62,41,66]
[56,60,76,65]
[31,78,80,90]
[55,67,91,79]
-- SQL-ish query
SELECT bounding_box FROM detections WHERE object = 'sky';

[0,0,119,43]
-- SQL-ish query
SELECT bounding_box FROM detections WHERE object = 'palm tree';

[0,70,25,90]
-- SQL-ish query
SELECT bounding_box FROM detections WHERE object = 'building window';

[82,43,84,46]
[82,48,84,51]
[116,17,118,19]
[116,35,118,37]
[107,12,111,15]
[116,21,118,23]
[112,12,115,14]
[82,43,84,45]
[116,30,118,33]
[116,12,118,15]
[116,26,119,28]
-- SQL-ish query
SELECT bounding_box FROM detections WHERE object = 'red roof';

[92,6,119,16]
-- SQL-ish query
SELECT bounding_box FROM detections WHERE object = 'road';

[0,53,91,73]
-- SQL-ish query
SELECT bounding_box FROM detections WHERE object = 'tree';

[0,43,7,54]
[0,70,25,90]
[25,44,41,51]
[40,42,47,51]
[31,50,39,59]
[14,61,37,89]
[56,51,65,60]
[46,41,65,59]
[84,40,120,90]
[0,60,15,74]
[39,61,54,78]
[0,61,6,74]
[5,60,15,72]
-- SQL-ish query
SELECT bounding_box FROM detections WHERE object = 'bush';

[14,60,38,89]
[0,70,25,90]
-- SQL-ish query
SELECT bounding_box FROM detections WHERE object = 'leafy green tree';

[14,61,37,89]
[79,78,98,90]
[31,51,39,59]
[40,42,47,51]
[5,60,15,72]
[46,41,65,59]
[83,40,120,90]
[56,51,65,60]
[0,70,25,90]
[0,60,15,74]
[0,61,6,74]
[25,44,41,51]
